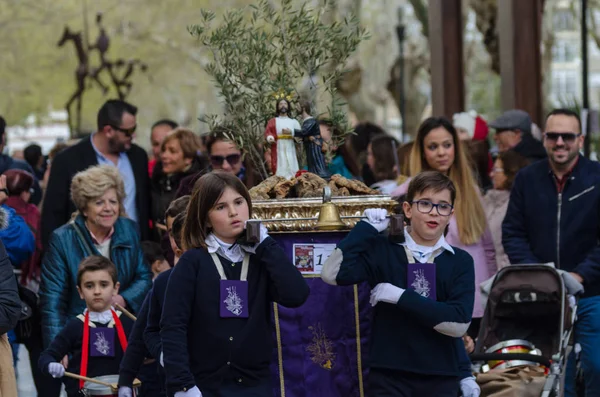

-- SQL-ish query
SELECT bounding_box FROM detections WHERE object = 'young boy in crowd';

[162,194,192,266]
[39,256,134,397]
[322,171,477,396]
[144,207,188,369]
[118,196,189,397]
[142,241,170,279]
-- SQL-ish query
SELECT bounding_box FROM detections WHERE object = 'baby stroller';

[469,265,580,397]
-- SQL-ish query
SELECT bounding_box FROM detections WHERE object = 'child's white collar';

[401,227,454,263]
[83,308,113,324]
[206,233,245,263]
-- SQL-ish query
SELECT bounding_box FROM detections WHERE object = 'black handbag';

[14,282,39,343]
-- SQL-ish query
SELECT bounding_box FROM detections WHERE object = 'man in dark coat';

[41,100,151,248]
[489,109,547,163]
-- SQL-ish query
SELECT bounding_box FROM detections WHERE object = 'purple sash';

[407,262,437,300]
[89,327,115,357]
[210,253,250,319]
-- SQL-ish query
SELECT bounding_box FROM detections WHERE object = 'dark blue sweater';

[160,237,310,396]
[503,155,600,297]
[39,312,133,396]
[333,221,475,376]
[118,291,151,387]
[144,268,172,360]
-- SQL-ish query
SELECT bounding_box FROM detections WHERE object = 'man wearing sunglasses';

[503,108,600,396]
[42,99,151,248]
[489,109,546,163]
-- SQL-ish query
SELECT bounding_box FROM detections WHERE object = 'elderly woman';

[151,127,208,233]
[40,165,151,348]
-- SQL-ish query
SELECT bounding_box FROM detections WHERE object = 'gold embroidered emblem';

[306,323,335,370]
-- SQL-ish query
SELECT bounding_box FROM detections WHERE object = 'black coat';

[0,237,21,335]
[150,156,208,228]
[41,136,151,248]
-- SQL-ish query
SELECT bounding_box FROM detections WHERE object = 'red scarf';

[79,309,128,389]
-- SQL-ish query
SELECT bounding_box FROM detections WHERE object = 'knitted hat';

[453,111,477,138]
[472,116,489,141]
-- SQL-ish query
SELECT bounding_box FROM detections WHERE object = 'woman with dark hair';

[350,122,385,186]
[483,150,530,270]
[4,169,42,286]
[366,135,400,194]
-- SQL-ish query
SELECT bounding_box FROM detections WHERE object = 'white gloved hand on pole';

[363,209,389,233]
[48,362,65,378]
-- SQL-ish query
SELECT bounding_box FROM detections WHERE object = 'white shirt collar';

[401,227,454,263]
[206,233,245,263]
[84,308,113,324]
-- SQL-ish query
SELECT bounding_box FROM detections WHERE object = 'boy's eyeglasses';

[410,200,454,216]
[210,154,241,167]
[544,132,581,143]
[110,124,137,136]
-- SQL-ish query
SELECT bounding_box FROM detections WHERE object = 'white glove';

[240,221,269,254]
[460,376,480,397]
[160,351,164,367]
[118,386,133,397]
[48,362,65,378]
[363,209,389,233]
[266,135,275,143]
[370,283,404,306]
[175,386,202,397]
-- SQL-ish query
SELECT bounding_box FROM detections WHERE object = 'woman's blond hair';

[161,127,201,159]
[408,117,486,245]
[70,165,126,218]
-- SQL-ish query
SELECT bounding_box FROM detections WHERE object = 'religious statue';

[294,100,331,179]
[264,96,301,179]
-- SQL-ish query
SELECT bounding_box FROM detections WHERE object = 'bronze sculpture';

[58,13,148,135]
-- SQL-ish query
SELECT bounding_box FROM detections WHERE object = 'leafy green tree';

[189,0,368,178]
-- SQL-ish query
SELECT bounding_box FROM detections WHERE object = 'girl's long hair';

[408,117,486,245]
[181,170,252,250]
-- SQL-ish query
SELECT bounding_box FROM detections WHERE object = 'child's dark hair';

[164,195,191,224]
[182,170,252,250]
[406,171,457,205]
[77,256,118,287]
[170,212,186,250]
[141,241,165,267]
[370,135,400,182]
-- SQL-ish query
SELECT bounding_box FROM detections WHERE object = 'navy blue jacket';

[160,237,309,396]
[40,215,152,347]
[118,291,151,388]
[330,221,475,377]
[503,156,600,297]
[39,312,134,396]
[144,268,171,360]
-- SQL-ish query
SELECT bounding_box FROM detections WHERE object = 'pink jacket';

[392,180,497,318]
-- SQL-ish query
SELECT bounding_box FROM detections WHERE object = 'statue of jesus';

[264,98,301,179]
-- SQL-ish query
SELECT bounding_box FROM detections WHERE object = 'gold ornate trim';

[273,303,285,397]
[354,284,364,397]
[253,196,397,232]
